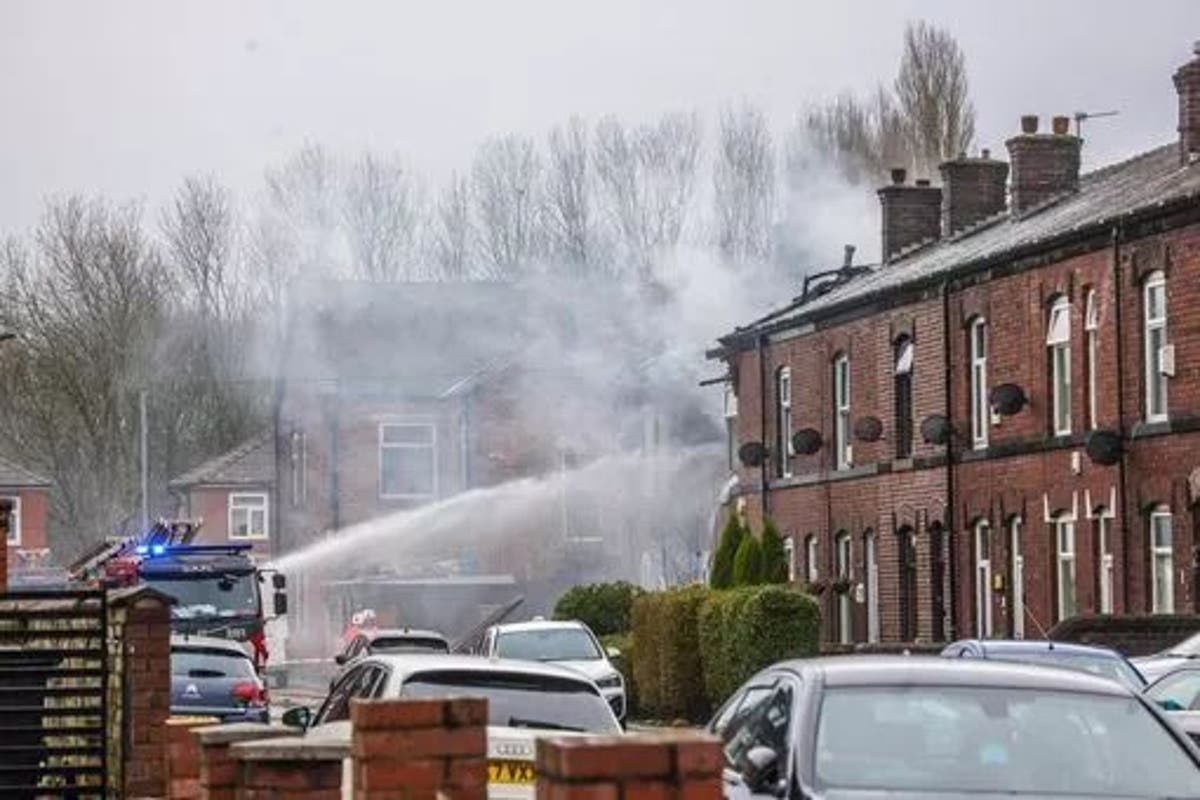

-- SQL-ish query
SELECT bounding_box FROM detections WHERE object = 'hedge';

[600,632,637,716]
[699,585,821,709]
[631,585,710,721]
[553,581,644,637]
[710,514,745,589]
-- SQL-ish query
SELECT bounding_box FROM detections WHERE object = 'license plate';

[488,760,535,785]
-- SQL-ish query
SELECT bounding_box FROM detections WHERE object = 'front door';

[899,528,918,641]
[930,525,946,641]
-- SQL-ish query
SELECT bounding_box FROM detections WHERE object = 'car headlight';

[596,674,623,689]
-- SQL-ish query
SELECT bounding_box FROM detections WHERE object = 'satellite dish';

[853,416,883,442]
[1085,429,1122,466]
[990,383,1028,416]
[792,429,822,455]
[920,415,953,445]
[738,441,770,467]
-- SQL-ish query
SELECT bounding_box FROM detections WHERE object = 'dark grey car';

[171,635,268,722]
[708,656,1200,799]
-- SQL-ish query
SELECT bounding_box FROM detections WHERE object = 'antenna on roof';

[1073,110,1119,138]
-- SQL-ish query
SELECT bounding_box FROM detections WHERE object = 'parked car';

[1168,711,1200,748]
[1134,631,1200,683]
[283,654,621,799]
[708,656,1200,799]
[941,639,1146,689]
[1146,664,1200,711]
[170,635,268,722]
[331,627,449,687]
[478,619,626,721]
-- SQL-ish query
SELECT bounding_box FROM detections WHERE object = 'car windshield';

[146,574,259,620]
[371,636,449,654]
[496,628,600,661]
[400,670,618,733]
[990,649,1145,688]
[816,686,1200,796]
[1165,632,1200,657]
[171,648,255,678]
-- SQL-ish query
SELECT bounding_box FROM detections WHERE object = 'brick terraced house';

[711,43,1200,645]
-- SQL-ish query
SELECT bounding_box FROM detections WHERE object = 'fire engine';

[69,519,287,670]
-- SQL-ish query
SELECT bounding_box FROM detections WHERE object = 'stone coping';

[230,730,350,762]
[194,721,296,746]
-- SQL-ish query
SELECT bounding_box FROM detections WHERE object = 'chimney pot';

[890,167,907,185]
[1193,39,1200,56]
[981,148,991,159]
[1021,115,1039,134]
[915,179,931,187]
[842,244,856,268]
[1052,115,1071,135]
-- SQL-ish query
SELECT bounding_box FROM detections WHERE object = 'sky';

[1,0,1197,235]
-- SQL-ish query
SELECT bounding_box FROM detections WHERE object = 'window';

[724,386,738,471]
[974,520,993,637]
[864,531,879,643]
[833,355,851,469]
[969,318,988,448]
[1144,272,1169,422]
[894,338,914,459]
[1097,510,1114,614]
[1047,297,1072,436]
[1085,290,1099,430]
[1054,513,1077,621]
[1010,517,1024,639]
[835,533,852,644]
[379,423,437,499]
[723,682,795,785]
[0,497,20,546]
[776,367,792,478]
[805,535,818,583]
[783,537,795,583]
[228,493,268,540]
[1151,508,1174,614]
[290,430,307,508]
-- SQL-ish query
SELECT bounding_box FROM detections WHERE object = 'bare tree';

[432,172,473,280]
[262,144,344,278]
[161,175,239,320]
[895,20,975,173]
[544,118,604,274]
[342,153,426,281]
[713,104,776,262]
[471,135,542,276]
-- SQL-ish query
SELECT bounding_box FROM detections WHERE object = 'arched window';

[832,354,851,469]
[969,317,988,448]
[897,527,918,641]
[1144,271,1169,422]
[974,519,993,637]
[1009,517,1024,638]
[804,534,819,583]
[1085,290,1099,430]
[1046,296,1072,436]
[1053,512,1077,621]
[835,532,852,644]
[775,367,792,478]
[863,531,879,643]
[1150,506,1174,613]
[894,337,914,459]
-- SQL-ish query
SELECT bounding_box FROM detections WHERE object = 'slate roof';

[726,144,1200,344]
[168,433,275,489]
[0,455,51,488]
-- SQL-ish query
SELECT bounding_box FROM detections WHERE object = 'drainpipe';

[757,334,770,521]
[942,281,958,641]
[1111,223,1131,612]
[326,392,341,531]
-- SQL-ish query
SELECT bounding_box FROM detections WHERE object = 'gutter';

[941,282,958,641]
[757,334,770,520]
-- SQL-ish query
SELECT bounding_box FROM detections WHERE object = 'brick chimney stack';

[1175,41,1200,164]
[938,149,1009,237]
[1005,114,1082,215]
[878,168,942,263]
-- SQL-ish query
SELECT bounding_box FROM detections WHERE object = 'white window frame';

[1144,272,1169,423]
[864,532,880,643]
[1047,297,1072,436]
[777,367,793,478]
[1085,290,1099,430]
[1151,507,1174,614]
[724,386,738,471]
[1054,513,1077,621]
[783,537,795,583]
[378,422,438,500]
[974,520,993,637]
[835,532,852,645]
[1010,517,1024,639]
[228,492,269,541]
[970,318,988,449]
[805,535,819,583]
[833,355,851,470]
[1,496,21,546]
[1096,509,1114,614]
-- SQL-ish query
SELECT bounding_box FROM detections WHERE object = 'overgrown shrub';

[759,519,789,584]
[600,632,637,716]
[710,514,745,589]
[631,585,710,721]
[732,532,763,586]
[553,581,644,636]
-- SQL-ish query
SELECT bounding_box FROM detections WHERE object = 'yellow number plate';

[488,760,536,785]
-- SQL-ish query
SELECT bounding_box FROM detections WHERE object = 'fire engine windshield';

[145,573,260,620]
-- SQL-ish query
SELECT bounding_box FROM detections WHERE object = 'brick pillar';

[195,722,295,800]
[230,735,348,800]
[108,585,175,799]
[536,731,724,800]
[350,697,487,800]
[166,716,221,799]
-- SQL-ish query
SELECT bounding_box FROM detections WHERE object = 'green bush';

[760,519,789,584]
[710,514,745,589]
[553,581,644,636]
[600,632,637,716]
[699,585,821,709]
[732,532,763,586]
[631,585,710,721]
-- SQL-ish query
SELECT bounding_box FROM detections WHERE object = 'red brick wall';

[182,487,273,559]
[4,487,50,568]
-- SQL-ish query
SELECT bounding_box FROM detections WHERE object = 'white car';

[284,654,621,799]
[479,619,627,721]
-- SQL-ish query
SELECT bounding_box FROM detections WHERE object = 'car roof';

[170,634,251,656]
[363,653,599,684]
[365,628,447,642]
[952,639,1123,658]
[772,655,1132,696]
[492,619,589,634]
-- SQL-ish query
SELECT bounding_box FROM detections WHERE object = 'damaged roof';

[169,433,275,489]
[0,456,51,488]
[724,143,1200,346]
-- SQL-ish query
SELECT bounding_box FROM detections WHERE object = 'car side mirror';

[273,591,288,616]
[744,746,782,794]
[281,706,312,730]
[334,653,347,666]
[606,646,621,660]
[272,573,286,590]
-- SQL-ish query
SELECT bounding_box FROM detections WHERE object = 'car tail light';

[232,681,268,707]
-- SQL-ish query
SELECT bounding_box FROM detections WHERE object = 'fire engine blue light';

[150,544,166,556]
[135,545,149,555]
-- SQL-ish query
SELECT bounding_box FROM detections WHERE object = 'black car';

[708,656,1200,799]
[170,635,268,722]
